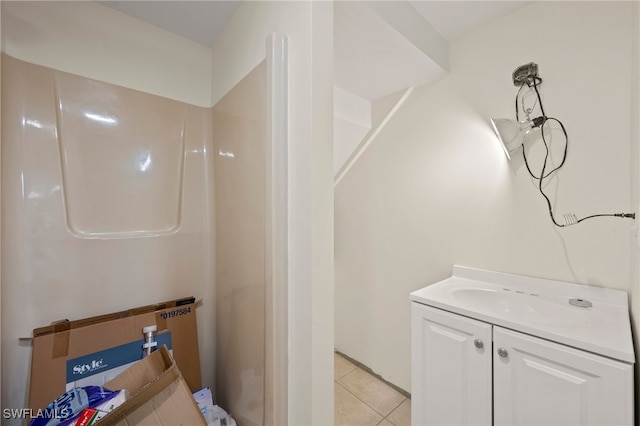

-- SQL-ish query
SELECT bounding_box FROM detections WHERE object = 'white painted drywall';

[211,2,334,424]
[335,1,635,392]
[335,87,414,185]
[334,1,446,101]
[1,1,212,107]
[334,87,371,174]
[366,1,448,72]
[334,86,371,128]
[334,118,370,174]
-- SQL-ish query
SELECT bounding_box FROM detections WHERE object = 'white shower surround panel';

[0,54,215,419]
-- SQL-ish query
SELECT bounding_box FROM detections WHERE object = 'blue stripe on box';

[66,332,172,383]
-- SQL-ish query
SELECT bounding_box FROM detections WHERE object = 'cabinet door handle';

[497,347,509,358]
[473,339,484,349]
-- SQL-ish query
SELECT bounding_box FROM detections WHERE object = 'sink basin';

[451,287,590,327]
[410,265,635,364]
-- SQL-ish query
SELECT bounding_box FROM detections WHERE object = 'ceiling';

[100,1,533,47]
[99,1,241,47]
[100,0,532,102]
[411,1,532,41]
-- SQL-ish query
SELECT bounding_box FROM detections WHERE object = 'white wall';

[335,1,636,392]
[334,87,372,174]
[1,1,212,107]
[211,2,334,424]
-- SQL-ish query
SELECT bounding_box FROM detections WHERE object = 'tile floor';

[334,352,411,426]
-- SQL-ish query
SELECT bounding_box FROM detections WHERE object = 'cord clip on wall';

[490,62,636,227]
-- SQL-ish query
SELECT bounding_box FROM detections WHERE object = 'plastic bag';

[29,386,120,426]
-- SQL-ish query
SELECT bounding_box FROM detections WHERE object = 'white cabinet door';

[493,327,634,426]
[411,303,492,426]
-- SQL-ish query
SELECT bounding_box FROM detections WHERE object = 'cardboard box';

[63,330,174,391]
[98,345,206,426]
[29,297,201,411]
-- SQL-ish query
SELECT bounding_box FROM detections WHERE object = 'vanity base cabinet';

[412,303,634,426]
[411,303,492,426]
[493,327,634,426]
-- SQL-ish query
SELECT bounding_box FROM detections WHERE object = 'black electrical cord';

[536,117,571,227]
[519,78,567,180]
[522,117,567,180]
[517,75,635,227]
[531,76,545,117]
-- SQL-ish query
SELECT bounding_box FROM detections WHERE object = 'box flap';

[100,346,205,426]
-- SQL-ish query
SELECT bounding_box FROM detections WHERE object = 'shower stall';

[0,4,289,422]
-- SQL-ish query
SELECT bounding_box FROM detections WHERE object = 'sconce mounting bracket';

[512,62,540,87]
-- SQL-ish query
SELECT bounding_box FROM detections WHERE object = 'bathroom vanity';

[410,266,635,426]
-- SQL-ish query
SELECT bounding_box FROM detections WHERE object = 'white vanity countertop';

[410,265,636,364]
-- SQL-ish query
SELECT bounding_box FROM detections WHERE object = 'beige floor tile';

[335,383,383,426]
[337,367,406,417]
[386,398,411,426]
[334,352,357,380]
[377,419,395,426]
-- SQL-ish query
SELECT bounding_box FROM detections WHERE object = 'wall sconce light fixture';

[492,62,635,227]
[490,116,545,160]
